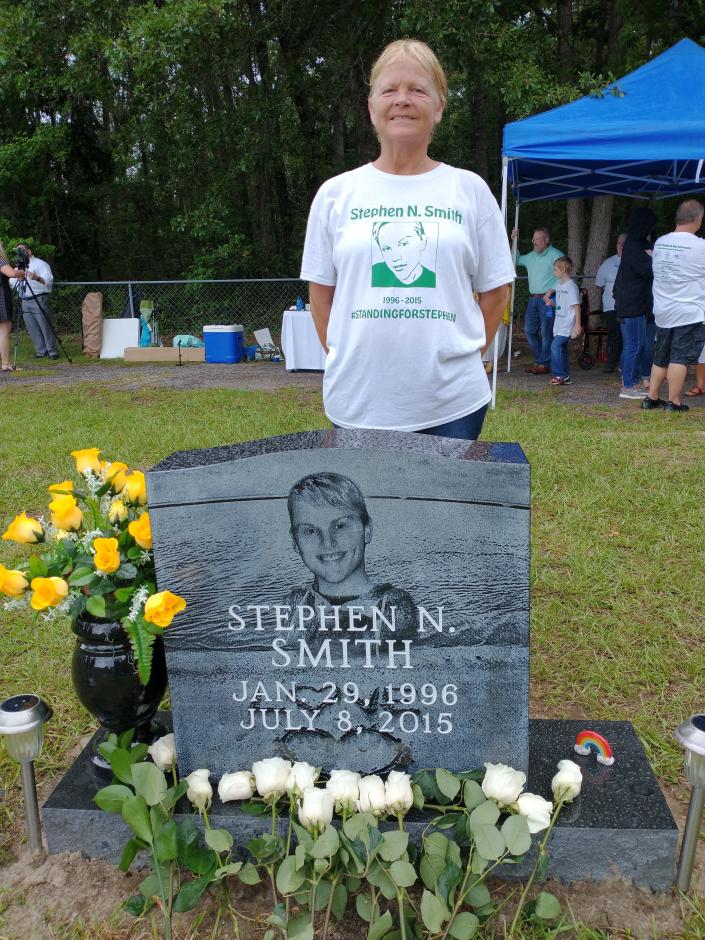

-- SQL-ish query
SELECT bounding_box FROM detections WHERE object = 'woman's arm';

[1,263,24,279]
[309,282,335,352]
[478,283,511,353]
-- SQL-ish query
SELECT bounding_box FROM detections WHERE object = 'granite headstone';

[147,430,530,777]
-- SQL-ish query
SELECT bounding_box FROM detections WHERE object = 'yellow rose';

[144,590,186,628]
[48,480,74,495]
[70,448,102,476]
[93,537,121,574]
[0,564,29,597]
[49,494,83,532]
[108,499,128,523]
[128,512,152,550]
[2,512,44,544]
[123,470,147,505]
[30,576,69,610]
[103,461,129,492]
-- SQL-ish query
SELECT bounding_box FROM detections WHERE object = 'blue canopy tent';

[489,38,705,398]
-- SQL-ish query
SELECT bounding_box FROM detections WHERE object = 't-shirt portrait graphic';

[371,220,438,288]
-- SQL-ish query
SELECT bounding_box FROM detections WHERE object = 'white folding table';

[280,309,327,371]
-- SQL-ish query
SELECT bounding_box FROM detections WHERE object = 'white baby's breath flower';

[127,586,150,622]
[82,529,103,551]
[138,551,152,565]
[83,470,101,496]
[3,598,27,611]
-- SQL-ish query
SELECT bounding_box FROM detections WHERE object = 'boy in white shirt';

[544,257,582,385]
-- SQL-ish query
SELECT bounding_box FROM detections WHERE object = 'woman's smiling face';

[290,498,371,587]
[368,57,444,148]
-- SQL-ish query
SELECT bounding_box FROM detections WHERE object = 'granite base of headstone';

[40,432,677,890]
[42,719,678,890]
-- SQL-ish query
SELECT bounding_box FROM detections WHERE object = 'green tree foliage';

[0,1,702,279]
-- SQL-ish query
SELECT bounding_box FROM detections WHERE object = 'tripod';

[13,275,72,366]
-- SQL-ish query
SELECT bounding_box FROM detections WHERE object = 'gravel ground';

[2,345,704,412]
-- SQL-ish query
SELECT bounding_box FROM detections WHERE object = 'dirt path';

[2,347,704,411]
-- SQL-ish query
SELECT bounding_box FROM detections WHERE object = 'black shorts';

[653,322,705,367]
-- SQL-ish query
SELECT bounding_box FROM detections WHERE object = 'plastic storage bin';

[203,324,245,363]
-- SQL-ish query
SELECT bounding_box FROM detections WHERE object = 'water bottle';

[295,296,305,311]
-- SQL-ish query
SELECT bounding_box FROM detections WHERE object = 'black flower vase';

[71,613,168,779]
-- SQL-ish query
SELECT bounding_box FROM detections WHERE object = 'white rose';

[357,775,387,816]
[385,771,414,816]
[326,769,361,813]
[218,771,255,802]
[252,757,292,802]
[286,761,320,796]
[551,759,582,802]
[482,763,526,806]
[185,769,212,811]
[516,792,553,833]
[298,786,335,833]
[147,733,176,771]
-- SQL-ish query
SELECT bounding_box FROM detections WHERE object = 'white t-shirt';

[300,163,515,431]
[9,255,53,296]
[652,231,705,328]
[552,279,580,337]
[594,254,620,312]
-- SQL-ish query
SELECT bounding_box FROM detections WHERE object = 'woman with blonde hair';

[0,242,25,372]
[301,39,514,440]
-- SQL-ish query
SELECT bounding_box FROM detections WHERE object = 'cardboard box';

[124,347,205,363]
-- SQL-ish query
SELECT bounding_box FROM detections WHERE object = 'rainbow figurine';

[574,729,615,766]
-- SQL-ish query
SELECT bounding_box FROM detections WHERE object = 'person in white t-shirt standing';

[641,199,705,413]
[543,257,582,386]
[594,232,626,373]
[300,39,515,441]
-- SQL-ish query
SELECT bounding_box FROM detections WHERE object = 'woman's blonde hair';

[369,40,448,106]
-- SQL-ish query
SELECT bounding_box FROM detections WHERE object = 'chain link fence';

[47,276,598,344]
[50,279,308,341]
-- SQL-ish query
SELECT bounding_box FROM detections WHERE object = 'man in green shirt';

[512,227,564,373]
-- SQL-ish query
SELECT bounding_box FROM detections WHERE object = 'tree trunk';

[583,195,614,310]
[470,75,489,181]
[567,199,586,273]
[557,0,573,81]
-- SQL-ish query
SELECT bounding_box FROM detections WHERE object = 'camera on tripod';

[13,246,30,271]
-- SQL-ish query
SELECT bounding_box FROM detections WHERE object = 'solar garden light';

[675,714,705,892]
[0,694,52,853]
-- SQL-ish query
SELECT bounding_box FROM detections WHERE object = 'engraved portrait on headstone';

[283,472,416,647]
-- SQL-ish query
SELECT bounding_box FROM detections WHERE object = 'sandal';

[1,364,19,372]
[549,376,571,385]
[684,386,705,397]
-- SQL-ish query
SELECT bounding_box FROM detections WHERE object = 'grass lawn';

[0,377,703,936]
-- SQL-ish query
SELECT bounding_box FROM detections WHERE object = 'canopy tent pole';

[507,200,520,371]
[491,158,511,408]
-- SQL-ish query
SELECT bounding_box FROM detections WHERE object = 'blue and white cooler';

[203,324,245,363]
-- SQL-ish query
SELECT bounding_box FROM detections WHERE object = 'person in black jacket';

[613,207,657,399]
